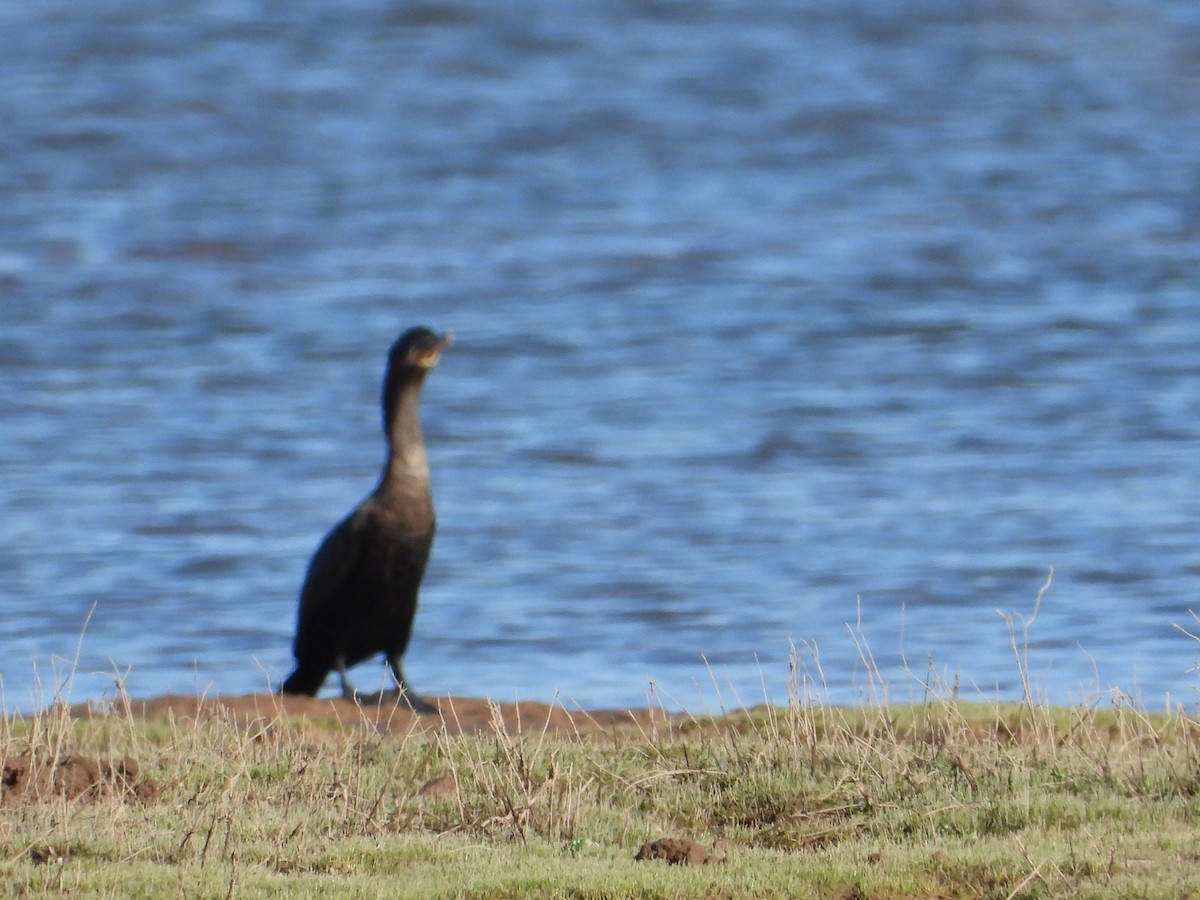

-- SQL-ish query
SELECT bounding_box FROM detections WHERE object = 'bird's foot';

[401,691,439,715]
[350,687,438,714]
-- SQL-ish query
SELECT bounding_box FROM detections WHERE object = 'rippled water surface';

[3,0,1200,712]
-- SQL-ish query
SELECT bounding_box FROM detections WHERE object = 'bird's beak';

[412,333,453,368]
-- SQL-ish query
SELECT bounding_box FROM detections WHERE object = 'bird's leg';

[336,657,357,701]
[386,656,437,714]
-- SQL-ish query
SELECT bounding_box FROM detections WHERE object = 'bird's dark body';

[282,503,434,695]
[281,327,449,704]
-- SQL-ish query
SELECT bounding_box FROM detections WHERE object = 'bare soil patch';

[2,753,159,806]
[69,691,672,736]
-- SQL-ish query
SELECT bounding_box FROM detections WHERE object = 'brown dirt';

[633,837,715,865]
[66,691,675,736]
[417,774,457,798]
[1,753,159,806]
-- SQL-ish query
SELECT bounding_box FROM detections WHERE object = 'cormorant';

[281,326,451,711]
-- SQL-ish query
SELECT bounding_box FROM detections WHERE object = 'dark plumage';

[281,326,451,710]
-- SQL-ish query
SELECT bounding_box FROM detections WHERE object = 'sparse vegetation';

[5,585,1200,898]
[4,669,1200,898]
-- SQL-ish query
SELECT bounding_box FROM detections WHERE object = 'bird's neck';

[380,376,431,495]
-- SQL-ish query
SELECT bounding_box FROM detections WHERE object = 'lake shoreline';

[57,690,680,736]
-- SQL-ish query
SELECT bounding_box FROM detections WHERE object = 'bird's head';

[391,327,453,372]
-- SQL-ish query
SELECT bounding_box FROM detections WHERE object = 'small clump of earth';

[634,837,715,865]
[1,754,159,806]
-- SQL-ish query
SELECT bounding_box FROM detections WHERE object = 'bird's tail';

[281,663,327,696]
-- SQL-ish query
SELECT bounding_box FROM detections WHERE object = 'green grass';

[6,581,1200,898]
[4,683,1200,899]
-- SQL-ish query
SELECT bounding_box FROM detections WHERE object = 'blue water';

[3,0,1200,713]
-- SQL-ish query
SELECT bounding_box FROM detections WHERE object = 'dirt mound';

[1,754,159,806]
[73,692,671,736]
[634,837,714,865]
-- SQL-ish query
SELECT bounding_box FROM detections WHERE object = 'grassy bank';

[3,680,1200,899]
